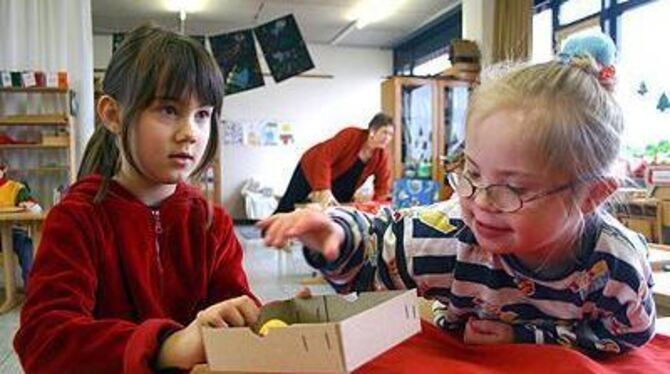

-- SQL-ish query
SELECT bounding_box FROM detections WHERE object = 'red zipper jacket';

[14,175,256,373]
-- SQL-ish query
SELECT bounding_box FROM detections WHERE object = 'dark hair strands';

[78,24,224,205]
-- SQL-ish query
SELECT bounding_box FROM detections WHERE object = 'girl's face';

[459,109,583,261]
[124,96,213,187]
[369,126,394,149]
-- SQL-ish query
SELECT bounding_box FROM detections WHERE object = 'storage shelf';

[0,114,68,126]
[0,144,68,149]
[0,87,68,93]
[14,167,69,173]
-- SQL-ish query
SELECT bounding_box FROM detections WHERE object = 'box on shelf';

[203,290,420,373]
[41,135,69,146]
[1,71,11,87]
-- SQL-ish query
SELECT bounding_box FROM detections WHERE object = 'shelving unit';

[0,86,76,209]
[381,76,475,200]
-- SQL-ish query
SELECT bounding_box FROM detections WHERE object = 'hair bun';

[558,31,617,92]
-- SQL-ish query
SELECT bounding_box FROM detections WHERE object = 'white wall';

[91,35,392,218]
[462,0,495,65]
[221,44,392,218]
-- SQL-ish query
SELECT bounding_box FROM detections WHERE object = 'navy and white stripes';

[304,200,656,355]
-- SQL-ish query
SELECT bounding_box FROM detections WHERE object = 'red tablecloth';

[356,322,670,374]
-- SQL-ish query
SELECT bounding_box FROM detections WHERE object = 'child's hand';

[257,208,344,261]
[463,318,514,345]
[156,295,259,369]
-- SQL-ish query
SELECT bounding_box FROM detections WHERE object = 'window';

[559,0,601,24]
[413,54,451,76]
[616,0,670,152]
[532,8,553,62]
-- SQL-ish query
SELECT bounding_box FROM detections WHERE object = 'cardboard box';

[203,290,420,373]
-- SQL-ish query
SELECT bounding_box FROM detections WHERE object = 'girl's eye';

[195,110,211,121]
[161,105,178,116]
[464,169,480,181]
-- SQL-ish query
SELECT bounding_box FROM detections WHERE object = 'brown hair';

[367,113,394,131]
[78,24,224,202]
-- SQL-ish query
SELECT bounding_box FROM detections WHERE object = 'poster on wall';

[254,14,314,82]
[210,30,264,95]
[223,119,295,147]
[222,119,244,145]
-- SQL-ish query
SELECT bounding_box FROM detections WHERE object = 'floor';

[0,225,334,373]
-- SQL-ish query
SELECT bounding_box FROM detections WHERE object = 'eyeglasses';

[448,172,575,213]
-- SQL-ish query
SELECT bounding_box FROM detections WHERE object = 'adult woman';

[275,113,394,213]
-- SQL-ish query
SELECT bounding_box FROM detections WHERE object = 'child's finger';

[295,287,312,299]
[323,235,341,261]
[220,306,246,327]
[236,298,261,325]
[470,319,502,333]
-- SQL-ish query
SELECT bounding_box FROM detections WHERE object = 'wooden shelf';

[0,144,68,149]
[0,87,68,93]
[13,167,69,174]
[0,114,68,126]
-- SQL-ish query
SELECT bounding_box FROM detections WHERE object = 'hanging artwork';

[657,93,670,113]
[210,30,264,95]
[236,119,296,147]
[222,119,244,145]
[254,14,315,82]
[279,123,295,145]
[112,33,125,53]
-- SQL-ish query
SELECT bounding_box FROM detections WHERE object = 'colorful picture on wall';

[210,29,264,95]
[254,14,314,82]
[222,119,244,145]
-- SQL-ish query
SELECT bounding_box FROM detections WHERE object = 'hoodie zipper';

[151,209,164,274]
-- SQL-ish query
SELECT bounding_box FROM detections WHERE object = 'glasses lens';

[488,186,522,212]
[455,175,475,198]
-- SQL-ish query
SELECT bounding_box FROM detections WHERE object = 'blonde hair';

[466,55,623,181]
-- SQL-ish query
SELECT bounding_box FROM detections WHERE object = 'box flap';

[338,290,421,371]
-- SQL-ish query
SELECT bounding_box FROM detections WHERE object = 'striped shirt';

[304,200,656,355]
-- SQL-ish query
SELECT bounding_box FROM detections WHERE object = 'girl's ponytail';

[77,124,120,202]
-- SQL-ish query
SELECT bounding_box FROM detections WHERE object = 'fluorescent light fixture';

[346,0,405,29]
[165,0,207,13]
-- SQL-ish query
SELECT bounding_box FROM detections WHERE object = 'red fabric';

[300,127,391,201]
[14,175,256,374]
[357,322,670,374]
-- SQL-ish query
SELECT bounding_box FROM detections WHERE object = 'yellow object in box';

[258,318,288,336]
[42,135,69,146]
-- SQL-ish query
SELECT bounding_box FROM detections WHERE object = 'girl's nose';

[176,119,197,143]
[472,188,498,212]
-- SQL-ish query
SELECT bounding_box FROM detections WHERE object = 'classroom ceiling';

[91,0,460,48]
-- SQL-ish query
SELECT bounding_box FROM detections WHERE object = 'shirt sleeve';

[13,205,182,374]
[304,202,463,295]
[207,207,259,305]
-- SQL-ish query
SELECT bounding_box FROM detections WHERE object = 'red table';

[356,321,670,374]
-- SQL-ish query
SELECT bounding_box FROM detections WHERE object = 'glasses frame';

[448,172,576,213]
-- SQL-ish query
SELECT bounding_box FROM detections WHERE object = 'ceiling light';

[346,0,405,29]
[165,0,207,14]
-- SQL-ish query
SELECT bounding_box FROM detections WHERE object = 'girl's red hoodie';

[14,175,256,373]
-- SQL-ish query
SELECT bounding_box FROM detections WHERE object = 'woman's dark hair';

[367,113,394,131]
[78,24,224,202]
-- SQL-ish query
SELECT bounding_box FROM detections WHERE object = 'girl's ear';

[97,95,122,134]
[579,177,618,215]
